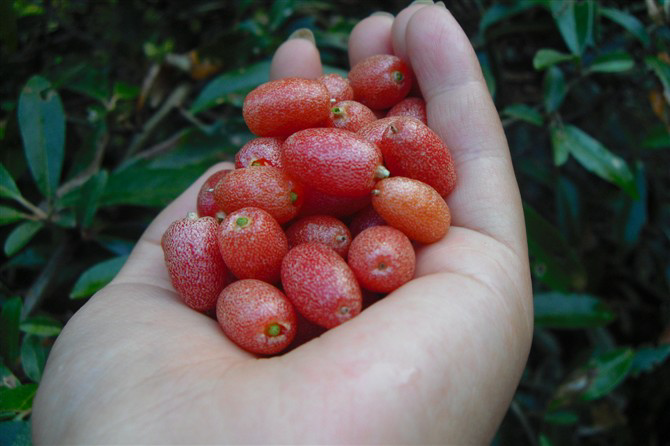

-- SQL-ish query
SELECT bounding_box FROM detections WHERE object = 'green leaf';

[550,125,570,166]
[0,298,22,365]
[646,55,670,96]
[0,421,32,446]
[19,315,62,337]
[552,124,637,197]
[589,51,635,73]
[20,334,46,382]
[75,170,108,229]
[113,81,140,100]
[0,164,22,202]
[544,410,579,425]
[190,60,271,114]
[501,104,544,126]
[70,255,128,299]
[642,125,670,150]
[533,48,576,70]
[539,434,553,446]
[543,66,567,113]
[17,75,66,199]
[0,206,27,226]
[549,0,595,56]
[615,161,647,247]
[479,2,536,35]
[0,365,19,389]
[629,345,670,377]
[581,348,634,401]
[600,7,651,47]
[0,384,37,413]
[4,221,44,256]
[534,292,615,329]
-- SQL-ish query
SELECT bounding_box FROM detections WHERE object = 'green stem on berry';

[266,323,282,337]
[236,216,250,228]
[375,165,390,179]
[371,189,381,196]
[331,106,344,116]
[290,191,298,203]
[187,212,198,219]
[392,71,404,84]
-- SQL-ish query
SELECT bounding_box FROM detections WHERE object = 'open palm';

[33,4,533,444]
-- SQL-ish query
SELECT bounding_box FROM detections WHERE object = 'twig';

[56,129,109,198]
[133,129,187,161]
[22,238,71,318]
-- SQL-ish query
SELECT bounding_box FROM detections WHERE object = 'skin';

[32,4,533,444]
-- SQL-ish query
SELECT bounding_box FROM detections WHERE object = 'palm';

[33,5,533,444]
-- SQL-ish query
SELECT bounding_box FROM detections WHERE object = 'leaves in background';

[70,255,129,299]
[0,384,37,414]
[0,206,26,226]
[534,292,615,329]
[20,335,46,383]
[629,345,670,377]
[581,348,634,401]
[548,0,595,56]
[501,104,544,126]
[600,7,651,47]
[478,2,536,36]
[0,421,32,446]
[0,164,22,203]
[588,51,635,73]
[614,161,647,248]
[73,170,109,229]
[533,49,576,70]
[645,56,670,101]
[543,66,567,113]
[0,298,22,366]
[17,76,66,200]
[19,315,62,337]
[4,221,44,257]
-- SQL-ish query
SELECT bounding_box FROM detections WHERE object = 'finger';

[270,29,323,80]
[347,13,394,67]
[403,5,526,253]
[112,162,234,289]
[390,1,434,62]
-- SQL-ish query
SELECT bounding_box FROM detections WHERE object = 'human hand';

[33,4,533,444]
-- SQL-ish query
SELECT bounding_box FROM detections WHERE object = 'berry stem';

[375,165,390,179]
[236,216,250,228]
[266,323,282,337]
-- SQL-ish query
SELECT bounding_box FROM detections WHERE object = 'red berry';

[328,100,377,133]
[281,243,362,328]
[285,215,352,258]
[379,117,457,197]
[243,78,330,137]
[216,279,297,355]
[348,55,413,110]
[282,128,388,197]
[318,73,354,103]
[161,214,230,312]
[358,116,401,147]
[213,166,303,224]
[218,207,288,284]
[297,188,371,218]
[196,169,231,218]
[349,205,387,237]
[386,97,427,124]
[371,177,451,244]
[235,137,284,168]
[347,226,415,293]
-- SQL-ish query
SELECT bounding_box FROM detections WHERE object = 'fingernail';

[288,28,316,45]
[435,1,447,8]
[370,11,394,18]
[410,0,434,5]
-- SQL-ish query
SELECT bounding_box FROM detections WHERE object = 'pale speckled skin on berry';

[328,100,377,133]
[196,169,231,218]
[243,78,330,137]
[216,279,297,355]
[372,177,451,244]
[386,97,427,124]
[318,73,354,103]
[349,205,387,237]
[218,207,288,284]
[379,117,457,197]
[358,116,402,147]
[297,188,370,218]
[285,215,352,258]
[235,137,284,169]
[161,215,230,312]
[281,243,362,329]
[347,225,416,293]
[282,128,383,198]
[348,54,413,110]
[213,166,303,224]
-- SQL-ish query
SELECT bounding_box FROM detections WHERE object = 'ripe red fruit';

[235,137,284,168]
[281,243,362,328]
[285,215,352,258]
[349,205,387,237]
[297,188,370,218]
[196,169,231,218]
[218,207,288,284]
[357,116,401,147]
[216,279,297,355]
[379,117,457,197]
[386,97,427,124]
[161,214,230,312]
[213,166,303,224]
[328,100,377,132]
[348,54,413,110]
[371,177,451,244]
[282,127,388,197]
[243,78,330,137]
[318,73,354,103]
[347,226,415,293]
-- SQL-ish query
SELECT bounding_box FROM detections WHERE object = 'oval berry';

[371,177,451,244]
[328,100,377,133]
[213,166,303,224]
[348,226,415,293]
[196,169,231,218]
[386,97,427,124]
[218,207,288,283]
[285,215,352,258]
[297,188,370,218]
[349,205,387,237]
[281,243,362,329]
[349,54,413,110]
[243,78,330,137]
[161,214,230,312]
[282,128,387,197]
[358,116,401,147]
[318,73,354,103]
[235,137,284,168]
[217,279,297,355]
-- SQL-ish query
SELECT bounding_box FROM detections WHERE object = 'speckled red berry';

[285,215,352,258]
[235,137,284,168]
[297,188,371,219]
[349,205,387,237]
[197,169,231,219]
[386,97,427,124]
[328,100,377,132]
[349,54,413,110]
[318,73,354,103]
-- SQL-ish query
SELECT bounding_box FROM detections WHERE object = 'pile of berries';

[161,54,456,355]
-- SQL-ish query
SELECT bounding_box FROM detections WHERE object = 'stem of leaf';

[14,195,48,220]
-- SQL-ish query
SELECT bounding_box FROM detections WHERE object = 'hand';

[33,4,533,444]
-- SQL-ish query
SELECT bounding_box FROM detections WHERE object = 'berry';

[243,78,330,137]
[235,137,284,168]
[285,215,352,258]
[218,207,288,284]
[282,127,388,197]
[348,54,413,110]
[328,100,377,132]
[371,177,451,244]
[347,226,415,293]
[281,243,362,328]
[357,116,401,147]
[318,73,354,103]
[161,214,230,312]
[196,169,231,219]
[297,188,371,218]
[216,279,297,355]
[349,205,387,237]
[386,97,427,124]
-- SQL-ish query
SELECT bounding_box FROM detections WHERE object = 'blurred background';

[1,1,668,444]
